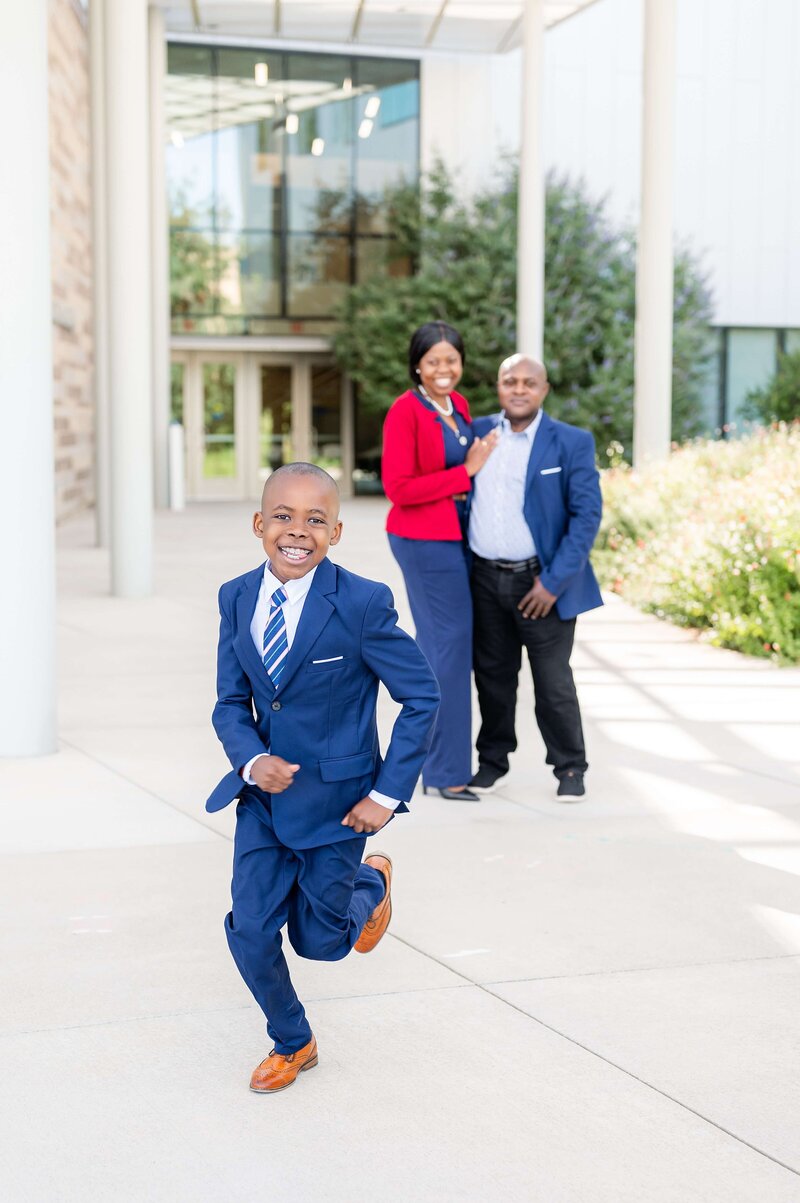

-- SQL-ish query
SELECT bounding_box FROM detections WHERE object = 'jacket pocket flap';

[318,751,375,782]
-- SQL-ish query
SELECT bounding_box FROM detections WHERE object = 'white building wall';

[542,0,800,328]
[424,0,800,329]
[420,53,521,194]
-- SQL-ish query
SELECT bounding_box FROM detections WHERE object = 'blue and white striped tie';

[262,586,289,687]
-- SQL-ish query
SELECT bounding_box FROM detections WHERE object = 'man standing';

[468,355,602,800]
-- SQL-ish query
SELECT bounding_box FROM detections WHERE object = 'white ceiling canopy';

[158,0,599,55]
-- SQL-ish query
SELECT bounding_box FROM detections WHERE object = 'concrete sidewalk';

[1,499,799,1202]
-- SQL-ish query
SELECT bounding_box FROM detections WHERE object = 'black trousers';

[471,556,587,779]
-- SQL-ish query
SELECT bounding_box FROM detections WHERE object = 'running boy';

[206,462,439,1093]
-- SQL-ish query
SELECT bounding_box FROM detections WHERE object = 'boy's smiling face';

[254,471,342,583]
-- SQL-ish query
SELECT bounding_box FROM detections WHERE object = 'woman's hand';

[464,430,499,477]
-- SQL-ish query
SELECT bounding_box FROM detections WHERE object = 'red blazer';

[382,389,473,541]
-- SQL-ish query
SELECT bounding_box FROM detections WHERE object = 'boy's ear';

[330,520,343,546]
[252,511,264,538]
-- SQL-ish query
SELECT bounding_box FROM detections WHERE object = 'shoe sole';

[470,782,504,795]
[556,793,586,802]
[250,1054,319,1093]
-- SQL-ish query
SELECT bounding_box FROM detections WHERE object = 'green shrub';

[596,425,800,663]
[744,349,800,424]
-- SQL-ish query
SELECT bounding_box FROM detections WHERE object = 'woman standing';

[382,321,497,800]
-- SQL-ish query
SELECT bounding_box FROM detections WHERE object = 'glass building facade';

[701,327,800,431]
[166,43,419,336]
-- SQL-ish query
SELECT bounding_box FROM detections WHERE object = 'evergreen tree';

[333,163,714,460]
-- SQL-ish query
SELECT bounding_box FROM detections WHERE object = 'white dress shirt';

[243,562,402,812]
[468,411,542,561]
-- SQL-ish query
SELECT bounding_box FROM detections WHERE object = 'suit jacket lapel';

[275,557,336,693]
[234,565,275,692]
[525,411,556,490]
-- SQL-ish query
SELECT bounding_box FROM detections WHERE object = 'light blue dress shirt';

[468,411,543,561]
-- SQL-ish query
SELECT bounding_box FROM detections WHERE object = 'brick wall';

[49,0,94,522]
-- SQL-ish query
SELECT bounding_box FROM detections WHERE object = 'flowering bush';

[595,424,800,663]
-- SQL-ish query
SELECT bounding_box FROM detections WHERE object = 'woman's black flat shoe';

[423,786,480,802]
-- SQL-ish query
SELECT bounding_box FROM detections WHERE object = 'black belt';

[474,554,540,573]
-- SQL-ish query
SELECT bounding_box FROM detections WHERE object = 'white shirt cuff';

[242,753,269,784]
[368,789,404,812]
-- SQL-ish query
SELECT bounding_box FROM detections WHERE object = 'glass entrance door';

[176,351,350,500]
[184,353,246,499]
[258,365,293,484]
[310,364,343,482]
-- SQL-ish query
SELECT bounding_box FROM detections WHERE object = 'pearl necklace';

[418,384,453,417]
[418,383,468,445]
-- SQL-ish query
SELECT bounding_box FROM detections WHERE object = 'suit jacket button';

[271,700,281,712]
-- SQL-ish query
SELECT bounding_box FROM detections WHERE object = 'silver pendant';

[458,435,468,446]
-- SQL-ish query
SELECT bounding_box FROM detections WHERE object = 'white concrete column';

[633,0,677,465]
[105,0,153,596]
[149,4,170,509]
[90,0,110,547]
[0,0,57,755]
[517,0,546,359]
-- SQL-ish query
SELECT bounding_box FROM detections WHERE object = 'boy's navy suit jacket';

[472,411,603,621]
[206,555,440,849]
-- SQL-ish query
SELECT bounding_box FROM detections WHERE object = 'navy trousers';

[388,534,472,788]
[225,794,385,1053]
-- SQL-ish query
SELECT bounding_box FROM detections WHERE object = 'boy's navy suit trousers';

[227,792,384,1052]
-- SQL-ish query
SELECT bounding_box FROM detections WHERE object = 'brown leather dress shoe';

[249,1035,318,1093]
[354,852,392,954]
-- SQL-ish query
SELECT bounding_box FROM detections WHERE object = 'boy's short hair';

[267,462,338,490]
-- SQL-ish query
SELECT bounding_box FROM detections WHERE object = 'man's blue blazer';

[206,555,440,849]
[472,411,603,620]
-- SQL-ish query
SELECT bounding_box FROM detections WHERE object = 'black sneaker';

[469,765,507,794]
[556,771,586,801]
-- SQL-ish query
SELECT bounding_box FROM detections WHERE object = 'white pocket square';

[540,466,562,475]
[312,655,344,664]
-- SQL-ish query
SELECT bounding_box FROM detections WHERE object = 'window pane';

[726,329,777,425]
[356,237,413,284]
[217,231,282,318]
[354,59,419,235]
[288,234,350,316]
[259,365,293,479]
[202,363,236,478]
[170,226,220,325]
[695,327,722,432]
[214,48,284,231]
[285,54,353,232]
[311,365,343,479]
[785,330,800,354]
[166,45,215,226]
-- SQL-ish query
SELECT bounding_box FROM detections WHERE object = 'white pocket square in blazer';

[312,655,344,664]
[540,466,562,475]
